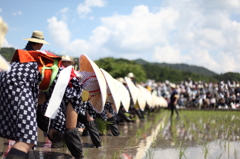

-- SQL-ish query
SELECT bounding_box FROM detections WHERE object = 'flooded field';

[0,109,239,159]
[150,110,240,159]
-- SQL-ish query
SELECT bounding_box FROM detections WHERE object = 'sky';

[1,0,240,74]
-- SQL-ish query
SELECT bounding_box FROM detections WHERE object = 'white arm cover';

[45,66,72,119]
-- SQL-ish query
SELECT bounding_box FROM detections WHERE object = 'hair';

[28,41,41,45]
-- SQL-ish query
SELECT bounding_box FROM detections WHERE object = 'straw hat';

[116,77,126,84]
[124,77,138,105]
[170,83,176,89]
[0,18,10,71]
[135,86,146,111]
[115,79,130,111]
[138,84,152,107]
[61,55,75,65]
[127,72,135,78]
[100,68,121,113]
[79,54,107,113]
[23,30,50,44]
[0,17,8,48]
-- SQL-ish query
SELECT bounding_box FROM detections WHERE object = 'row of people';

[148,79,240,109]
[0,30,165,159]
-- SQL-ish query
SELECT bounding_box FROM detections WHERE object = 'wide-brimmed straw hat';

[124,77,138,105]
[115,79,130,111]
[100,68,121,113]
[170,83,176,89]
[79,54,107,113]
[24,30,50,44]
[61,55,75,65]
[116,77,126,84]
[138,84,152,107]
[0,18,10,71]
[135,86,146,111]
[127,72,135,78]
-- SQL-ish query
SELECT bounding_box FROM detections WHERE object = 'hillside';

[2,47,240,82]
[135,58,217,76]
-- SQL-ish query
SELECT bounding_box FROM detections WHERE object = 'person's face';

[37,43,43,50]
[62,61,72,67]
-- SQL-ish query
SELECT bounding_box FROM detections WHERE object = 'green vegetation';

[150,110,240,159]
[0,47,15,61]
[95,57,147,83]
[95,117,112,135]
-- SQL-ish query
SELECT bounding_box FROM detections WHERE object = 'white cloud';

[99,5,179,53]
[77,0,106,18]
[60,7,68,13]
[12,11,22,16]
[47,17,71,46]
[2,39,13,48]
[59,7,69,21]
[47,0,240,73]
[154,46,190,63]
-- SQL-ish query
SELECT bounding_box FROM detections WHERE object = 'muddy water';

[1,110,239,159]
[151,112,240,159]
[0,112,166,159]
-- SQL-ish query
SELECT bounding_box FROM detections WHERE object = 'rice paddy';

[0,109,239,159]
[148,109,240,159]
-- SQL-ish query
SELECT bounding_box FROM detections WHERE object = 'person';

[61,55,75,67]
[0,31,49,159]
[37,63,85,158]
[23,30,50,51]
[127,72,136,85]
[169,83,179,117]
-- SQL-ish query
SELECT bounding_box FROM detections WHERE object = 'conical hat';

[0,55,10,72]
[100,68,121,113]
[151,93,157,108]
[124,77,138,105]
[115,79,130,111]
[0,17,8,48]
[159,96,168,107]
[0,18,10,72]
[135,86,146,111]
[79,54,106,113]
[138,84,152,107]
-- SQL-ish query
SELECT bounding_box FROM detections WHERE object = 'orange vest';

[12,49,62,91]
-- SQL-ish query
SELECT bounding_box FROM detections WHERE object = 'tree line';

[1,47,240,83]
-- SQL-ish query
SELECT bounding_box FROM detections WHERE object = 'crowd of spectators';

[146,78,240,109]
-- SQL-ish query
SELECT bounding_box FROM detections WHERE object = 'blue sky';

[1,0,240,74]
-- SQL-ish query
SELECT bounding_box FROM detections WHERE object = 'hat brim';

[62,60,75,65]
[138,84,152,107]
[135,86,146,111]
[24,38,50,44]
[159,96,168,107]
[79,54,106,113]
[0,55,10,71]
[124,77,138,105]
[100,68,121,113]
[115,79,130,112]
[0,18,8,48]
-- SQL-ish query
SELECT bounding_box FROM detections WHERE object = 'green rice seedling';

[216,153,222,159]
[202,142,211,159]
[178,142,187,159]
[111,149,122,159]
[223,140,227,152]
[83,148,89,158]
[95,117,112,135]
[234,148,237,159]
[144,148,154,159]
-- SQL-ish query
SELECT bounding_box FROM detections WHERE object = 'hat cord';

[31,36,44,40]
